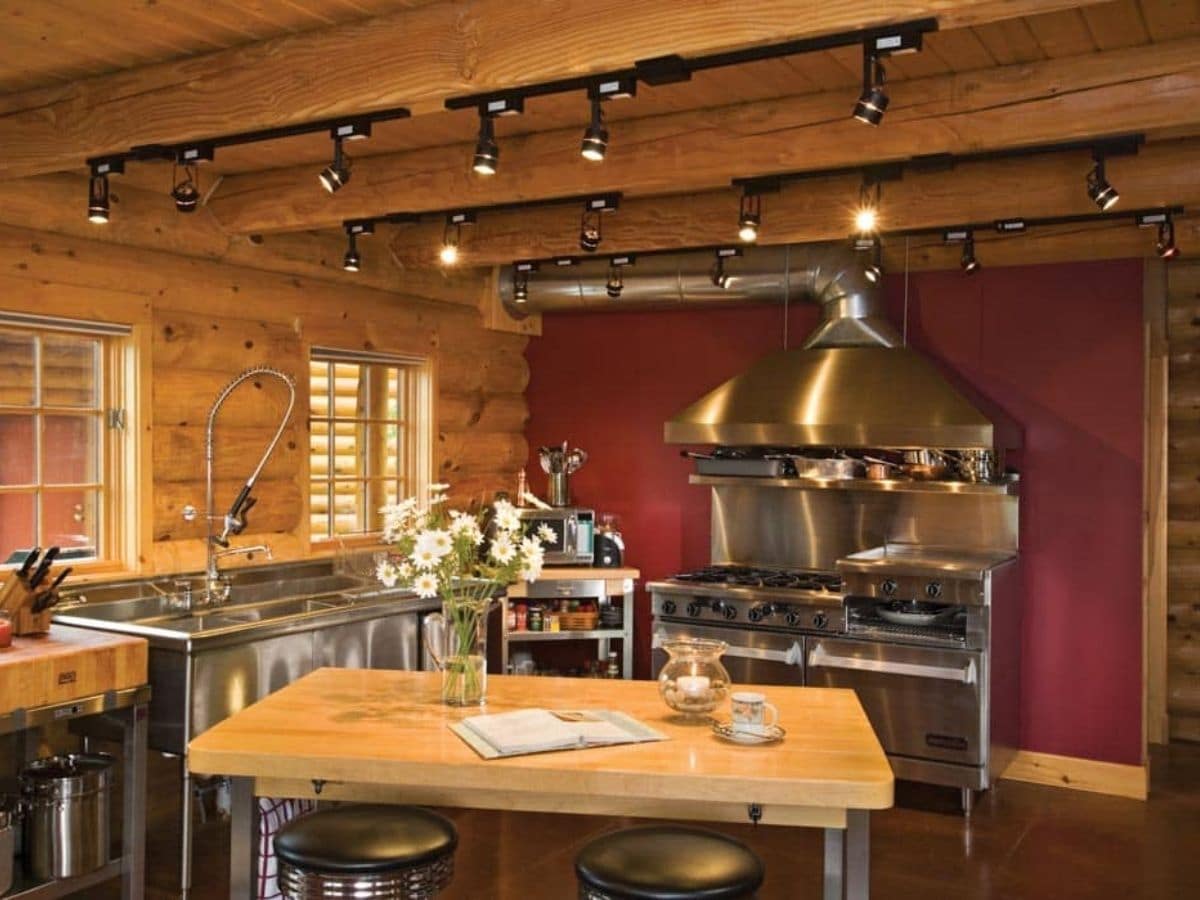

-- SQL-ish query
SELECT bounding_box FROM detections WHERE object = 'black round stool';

[274,804,457,899]
[575,825,765,900]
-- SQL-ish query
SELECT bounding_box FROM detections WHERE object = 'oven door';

[807,637,983,766]
[651,621,804,687]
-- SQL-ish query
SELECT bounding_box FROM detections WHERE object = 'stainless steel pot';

[765,454,863,480]
[0,795,16,896]
[21,753,114,881]
[956,449,995,483]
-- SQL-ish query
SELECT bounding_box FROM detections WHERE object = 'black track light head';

[343,233,361,272]
[87,173,110,224]
[581,98,609,162]
[710,257,729,289]
[580,209,603,252]
[961,237,981,274]
[738,191,762,243]
[171,164,201,213]
[1157,219,1180,260]
[473,114,499,176]
[853,51,888,125]
[1086,158,1119,211]
[319,138,351,193]
[513,269,530,303]
[606,262,624,299]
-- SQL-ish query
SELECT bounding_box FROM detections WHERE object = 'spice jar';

[528,606,543,632]
[514,603,527,631]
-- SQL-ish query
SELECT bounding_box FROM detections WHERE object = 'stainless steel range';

[650,566,844,687]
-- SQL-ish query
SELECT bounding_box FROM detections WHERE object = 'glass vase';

[424,583,498,706]
[657,637,731,719]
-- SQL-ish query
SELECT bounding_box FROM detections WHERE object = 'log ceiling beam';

[0,1,1094,181]
[0,173,487,307]
[386,137,1200,269]
[207,35,1200,235]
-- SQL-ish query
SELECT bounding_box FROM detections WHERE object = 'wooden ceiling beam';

[0,1,1091,181]
[385,137,1200,268]
[207,35,1200,235]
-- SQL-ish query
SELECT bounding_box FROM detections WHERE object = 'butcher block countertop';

[0,624,148,716]
[189,669,893,817]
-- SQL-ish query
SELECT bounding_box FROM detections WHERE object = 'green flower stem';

[441,578,499,705]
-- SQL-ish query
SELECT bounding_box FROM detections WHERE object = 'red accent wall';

[525,258,1144,766]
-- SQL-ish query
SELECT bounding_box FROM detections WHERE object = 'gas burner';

[672,566,843,593]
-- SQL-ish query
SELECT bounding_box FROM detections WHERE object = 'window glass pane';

[0,415,36,485]
[308,361,331,418]
[42,334,100,408]
[43,489,98,557]
[310,420,330,480]
[310,479,331,542]
[332,420,361,478]
[0,493,36,560]
[0,329,36,407]
[43,415,99,484]
[331,481,365,535]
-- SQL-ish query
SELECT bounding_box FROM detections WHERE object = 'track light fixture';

[440,211,475,265]
[319,137,351,193]
[1138,211,1181,260]
[86,158,123,224]
[864,241,883,283]
[853,48,888,126]
[1086,156,1119,211]
[581,97,609,162]
[738,192,762,243]
[342,221,373,272]
[854,178,881,234]
[710,247,743,289]
[512,260,538,303]
[471,97,522,177]
[170,163,201,213]
[579,194,619,252]
[606,254,634,299]
[945,229,980,274]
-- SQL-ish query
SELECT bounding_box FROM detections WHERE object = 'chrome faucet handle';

[182,504,197,523]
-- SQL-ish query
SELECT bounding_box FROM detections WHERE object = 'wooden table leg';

[228,776,260,900]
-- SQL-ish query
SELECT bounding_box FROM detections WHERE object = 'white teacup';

[730,691,778,734]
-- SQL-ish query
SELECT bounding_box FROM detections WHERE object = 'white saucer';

[711,721,786,745]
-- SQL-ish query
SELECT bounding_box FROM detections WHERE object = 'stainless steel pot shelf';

[6,859,122,900]
[688,474,1019,495]
[508,628,627,642]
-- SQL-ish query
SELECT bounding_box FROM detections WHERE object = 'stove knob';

[686,602,703,618]
[748,606,765,623]
[722,605,738,621]
[812,612,828,629]
[784,611,801,628]
[881,579,898,596]
[661,599,677,616]
[925,581,943,600]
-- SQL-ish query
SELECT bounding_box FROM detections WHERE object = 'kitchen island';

[189,668,892,899]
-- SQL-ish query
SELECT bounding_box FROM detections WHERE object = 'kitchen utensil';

[27,545,60,591]
[877,600,957,627]
[711,721,786,745]
[862,456,902,481]
[22,753,114,881]
[764,453,862,480]
[956,449,995,483]
[16,546,40,580]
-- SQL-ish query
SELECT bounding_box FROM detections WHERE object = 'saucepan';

[901,448,950,481]
[764,452,863,480]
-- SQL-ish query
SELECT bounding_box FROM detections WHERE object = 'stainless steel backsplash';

[710,487,1018,569]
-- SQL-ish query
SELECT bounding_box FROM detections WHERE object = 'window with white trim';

[308,348,432,542]
[0,313,135,567]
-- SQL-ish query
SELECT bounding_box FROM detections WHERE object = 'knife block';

[0,578,52,636]
[13,606,53,636]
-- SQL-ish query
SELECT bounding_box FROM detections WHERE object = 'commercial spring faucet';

[182,366,296,606]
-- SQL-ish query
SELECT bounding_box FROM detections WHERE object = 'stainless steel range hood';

[500,242,1017,450]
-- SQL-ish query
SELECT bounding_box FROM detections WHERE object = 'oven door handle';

[652,633,803,667]
[808,645,977,684]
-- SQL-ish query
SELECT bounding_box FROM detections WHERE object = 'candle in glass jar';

[676,674,711,698]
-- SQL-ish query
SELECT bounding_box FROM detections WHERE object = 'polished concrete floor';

[88,742,1198,899]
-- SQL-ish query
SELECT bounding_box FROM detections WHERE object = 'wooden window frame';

[307,347,432,547]
[0,313,140,574]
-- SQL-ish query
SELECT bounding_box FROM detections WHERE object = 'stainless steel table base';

[823,810,869,900]
[120,703,148,900]
[229,777,260,900]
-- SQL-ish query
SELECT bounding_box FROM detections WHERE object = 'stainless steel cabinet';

[315,613,419,670]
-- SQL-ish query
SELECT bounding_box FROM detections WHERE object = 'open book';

[451,708,667,759]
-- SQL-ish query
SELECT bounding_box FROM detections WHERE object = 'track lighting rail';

[442,19,937,112]
[340,191,622,233]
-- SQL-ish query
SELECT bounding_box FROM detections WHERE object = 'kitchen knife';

[16,547,40,580]
[28,546,60,590]
[34,567,72,612]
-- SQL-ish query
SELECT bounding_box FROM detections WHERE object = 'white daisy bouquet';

[375,483,546,704]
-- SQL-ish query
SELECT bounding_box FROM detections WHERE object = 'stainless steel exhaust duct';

[501,243,901,349]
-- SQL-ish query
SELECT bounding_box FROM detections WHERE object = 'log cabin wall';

[1168,260,1200,743]
[0,177,528,576]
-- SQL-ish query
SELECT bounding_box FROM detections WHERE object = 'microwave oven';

[518,507,594,566]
